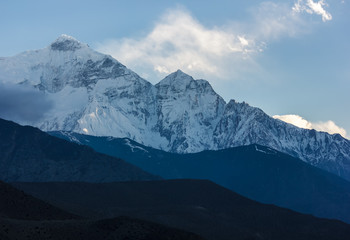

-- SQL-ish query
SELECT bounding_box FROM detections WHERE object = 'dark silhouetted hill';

[0,180,203,240]
[13,179,350,240]
[0,118,159,182]
[0,216,205,240]
[0,180,76,220]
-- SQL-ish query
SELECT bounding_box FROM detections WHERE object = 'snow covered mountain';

[1,35,350,180]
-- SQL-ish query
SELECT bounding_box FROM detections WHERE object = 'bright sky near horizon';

[0,0,349,138]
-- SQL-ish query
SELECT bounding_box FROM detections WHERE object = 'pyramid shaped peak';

[157,69,194,86]
[172,69,192,78]
[50,34,88,51]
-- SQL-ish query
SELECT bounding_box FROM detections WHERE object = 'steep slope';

[154,70,225,152]
[1,35,350,180]
[13,180,350,240]
[213,100,350,179]
[0,34,161,146]
[50,131,350,224]
[0,118,158,182]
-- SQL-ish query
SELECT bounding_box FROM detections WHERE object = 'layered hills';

[13,179,350,240]
[50,131,350,224]
[1,35,350,240]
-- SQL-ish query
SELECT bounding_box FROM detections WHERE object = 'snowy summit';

[0,35,350,181]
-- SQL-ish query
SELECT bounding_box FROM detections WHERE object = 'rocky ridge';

[0,35,349,180]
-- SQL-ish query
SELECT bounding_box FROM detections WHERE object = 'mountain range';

[50,130,350,224]
[2,118,350,239]
[0,34,349,181]
[1,34,350,239]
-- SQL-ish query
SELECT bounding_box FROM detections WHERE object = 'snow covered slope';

[1,35,349,180]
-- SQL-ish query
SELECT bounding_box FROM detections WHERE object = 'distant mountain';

[0,118,158,182]
[0,35,349,180]
[13,179,350,240]
[50,131,350,224]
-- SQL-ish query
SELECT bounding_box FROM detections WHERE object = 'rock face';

[154,70,225,152]
[213,100,350,178]
[0,35,350,180]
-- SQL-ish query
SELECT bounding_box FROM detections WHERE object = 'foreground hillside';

[0,180,204,240]
[0,181,76,221]
[13,179,350,240]
[0,217,204,240]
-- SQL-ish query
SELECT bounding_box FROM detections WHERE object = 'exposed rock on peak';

[156,69,194,90]
[50,34,87,51]
[156,70,221,98]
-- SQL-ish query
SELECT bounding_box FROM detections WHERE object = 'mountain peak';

[56,34,78,42]
[50,34,88,51]
[157,69,194,87]
[172,69,192,79]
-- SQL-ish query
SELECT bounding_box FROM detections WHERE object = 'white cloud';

[273,114,348,138]
[0,83,53,124]
[251,2,306,40]
[273,114,312,129]
[293,0,332,22]
[97,2,333,82]
[97,8,259,81]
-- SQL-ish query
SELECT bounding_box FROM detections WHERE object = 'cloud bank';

[97,1,332,81]
[273,114,348,138]
[0,83,53,124]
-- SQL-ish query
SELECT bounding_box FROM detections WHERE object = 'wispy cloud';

[97,1,332,82]
[273,114,348,138]
[250,2,306,40]
[292,0,332,22]
[0,83,53,124]
[97,8,260,81]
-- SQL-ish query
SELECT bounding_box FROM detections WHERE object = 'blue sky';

[0,0,349,137]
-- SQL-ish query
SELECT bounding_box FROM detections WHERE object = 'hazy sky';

[0,0,349,137]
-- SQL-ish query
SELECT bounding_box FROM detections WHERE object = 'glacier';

[0,34,349,180]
